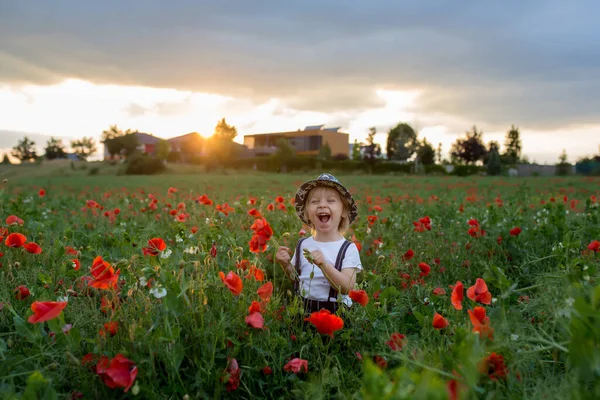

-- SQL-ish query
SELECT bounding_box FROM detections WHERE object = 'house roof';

[133,132,161,145]
[168,132,205,143]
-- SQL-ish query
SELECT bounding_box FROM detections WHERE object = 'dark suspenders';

[293,238,352,301]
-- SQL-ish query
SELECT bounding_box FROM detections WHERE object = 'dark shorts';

[302,297,339,314]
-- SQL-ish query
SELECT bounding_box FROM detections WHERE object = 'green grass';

[0,165,599,399]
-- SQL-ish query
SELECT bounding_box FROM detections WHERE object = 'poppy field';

[0,172,599,399]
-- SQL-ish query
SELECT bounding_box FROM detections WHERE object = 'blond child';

[276,173,362,313]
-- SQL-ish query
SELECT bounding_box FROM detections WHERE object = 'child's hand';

[308,249,326,269]
[275,246,291,265]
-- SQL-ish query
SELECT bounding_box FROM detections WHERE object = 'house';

[243,125,350,158]
[167,132,205,162]
[103,131,161,160]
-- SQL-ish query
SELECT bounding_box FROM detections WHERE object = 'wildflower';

[433,312,449,329]
[418,262,431,278]
[432,287,446,296]
[305,309,344,337]
[89,256,120,290]
[451,281,464,310]
[349,289,369,306]
[14,285,31,300]
[468,306,494,340]
[478,352,508,381]
[6,215,24,225]
[245,312,264,329]
[28,301,68,324]
[283,358,308,374]
[149,287,167,299]
[5,233,27,248]
[96,354,138,392]
[509,227,522,236]
[23,242,43,254]
[402,249,414,261]
[257,281,273,302]
[588,240,600,252]
[160,248,172,259]
[142,238,166,256]
[386,333,406,351]
[219,271,243,296]
[467,278,492,305]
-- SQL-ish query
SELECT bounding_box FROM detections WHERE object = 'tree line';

[2,136,97,164]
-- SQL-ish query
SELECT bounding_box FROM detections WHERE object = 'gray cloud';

[1,1,599,129]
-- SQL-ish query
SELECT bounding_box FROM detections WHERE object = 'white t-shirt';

[292,236,362,304]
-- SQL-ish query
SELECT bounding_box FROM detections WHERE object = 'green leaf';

[13,316,38,343]
[23,371,58,400]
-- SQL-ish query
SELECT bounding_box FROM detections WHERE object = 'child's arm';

[276,246,298,281]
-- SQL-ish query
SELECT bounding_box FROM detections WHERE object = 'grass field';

[1,164,599,399]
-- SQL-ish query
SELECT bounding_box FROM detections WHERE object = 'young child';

[276,173,362,314]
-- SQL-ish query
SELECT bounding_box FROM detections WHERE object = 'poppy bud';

[287,290,292,297]
[281,232,290,238]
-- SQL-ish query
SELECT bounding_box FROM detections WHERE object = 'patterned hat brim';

[295,178,358,226]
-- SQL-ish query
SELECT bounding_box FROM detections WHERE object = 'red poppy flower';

[432,287,446,296]
[65,246,79,256]
[257,281,273,301]
[468,306,494,340]
[510,227,522,236]
[28,301,68,324]
[478,352,508,380]
[451,281,464,310]
[283,358,308,374]
[5,233,27,248]
[23,242,42,254]
[275,196,284,203]
[262,366,272,375]
[402,249,414,261]
[348,289,369,306]
[142,237,166,256]
[39,189,46,197]
[467,278,492,305]
[219,271,243,296]
[248,301,265,314]
[432,312,449,329]
[305,309,344,337]
[101,321,119,337]
[245,265,265,281]
[418,262,431,278]
[247,208,263,218]
[6,215,24,225]
[89,256,120,290]
[249,234,269,253]
[245,312,264,329]
[386,333,406,351]
[223,358,240,392]
[96,354,138,392]
[14,285,30,300]
[367,215,378,225]
[588,240,600,252]
[72,259,81,270]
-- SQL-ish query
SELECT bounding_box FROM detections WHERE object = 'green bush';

[125,155,166,175]
[452,164,482,176]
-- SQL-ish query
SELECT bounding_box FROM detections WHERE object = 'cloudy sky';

[1,1,599,163]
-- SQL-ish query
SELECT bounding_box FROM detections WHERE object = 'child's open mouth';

[318,213,331,223]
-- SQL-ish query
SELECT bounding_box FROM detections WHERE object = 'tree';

[503,125,522,165]
[101,125,132,159]
[417,138,436,165]
[119,134,140,158]
[272,138,296,172]
[486,141,502,176]
[450,126,487,165]
[556,149,571,176]
[213,118,237,141]
[351,139,362,160]
[1,153,11,164]
[318,141,332,161]
[436,142,443,165]
[12,136,38,162]
[156,139,170,162]
[386,123,417,161]
[363,127,381,174]
[71,137,97,161]
[44,137,67,160]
